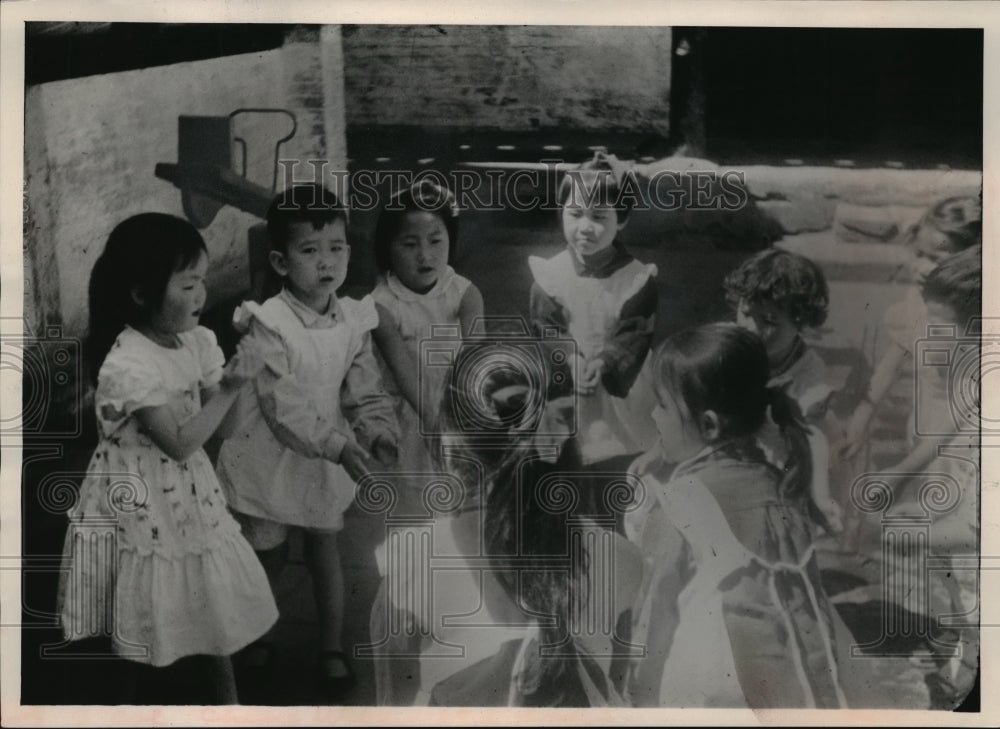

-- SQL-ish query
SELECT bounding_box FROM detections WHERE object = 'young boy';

[217,183,399,698]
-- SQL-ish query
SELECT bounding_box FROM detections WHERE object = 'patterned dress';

[58,326,278,666]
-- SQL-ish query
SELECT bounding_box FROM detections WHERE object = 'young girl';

[370,178,484,471]
[528,152,659,469]
[366,179,485,704]
[217,184,399,698]
[626,323,847,708]
[58,213,278,704]
[723,248,842,533]
[881,247,981,709]
[423,351,642,706]
[839,195,981,461]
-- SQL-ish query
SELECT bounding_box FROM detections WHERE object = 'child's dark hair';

[86,213,207,384]
[921,244,982,328]
[438,349,589,704]
[372,178,459,272]
[904,195,982,253]
[723,248,829,329]
[557,152,637,223]
[266,183,346,253]
[655,323,813,500]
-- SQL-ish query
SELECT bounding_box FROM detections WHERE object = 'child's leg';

[302,530,348,675]
[206,655,239,704]
[231,512,289,666]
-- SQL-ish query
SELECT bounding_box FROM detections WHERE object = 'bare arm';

[136,382,244,462]
[839,341,910,459]
[458,283,485,338]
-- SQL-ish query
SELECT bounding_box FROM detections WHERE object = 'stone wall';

[23,26,347,338]
[341,25,673,133]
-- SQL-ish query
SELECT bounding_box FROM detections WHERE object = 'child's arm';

[806,429,843,534]
[246,319,370,472]
[528,280,569,338]
[591,276,657,397]
[372,302,421,413]
[888,435,951,479]
[457,283,484,338]
[135,344,261,463]
[342,330,401,467]
[838,340,910,459]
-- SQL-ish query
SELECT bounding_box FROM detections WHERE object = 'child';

[528,152,659,470]
[370,178,484,471]
[58,213,278,704]
[882,247,981,709]
[626,323,847,708]
[424,350,642,706]
[839,195,981,461]
[365,179,485,704]
[723,248,842,533]
[216,184,399,698]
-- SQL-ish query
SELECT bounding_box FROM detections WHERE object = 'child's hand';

[221,338,266,388]
[340,440,373,483]
[371,434,399,467]
[837,402,874,460]
[577,358,605,396]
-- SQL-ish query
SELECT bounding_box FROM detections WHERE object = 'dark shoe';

[318,650,357,703]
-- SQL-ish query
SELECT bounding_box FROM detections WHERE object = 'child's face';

[736,298,799,362]
[561,188,622,259]
[389,211,450,294]
[909,225,954,283]
[148,252,208,335]
[271,219,350,312]
[651,385,705,463]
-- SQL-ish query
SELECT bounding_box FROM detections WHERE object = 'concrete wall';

[342,25,673,133]
[23,26,347,338]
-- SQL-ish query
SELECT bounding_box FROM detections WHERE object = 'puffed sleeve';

[340,296,400,451]
[94,337,169,434]
[189,325,225,389]
[236,301,355,462]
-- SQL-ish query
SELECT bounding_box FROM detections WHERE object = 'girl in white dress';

[365,179,487,704]
[58,213,278,704]
[370,179,484,471]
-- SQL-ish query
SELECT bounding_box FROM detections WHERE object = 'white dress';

[370,265,471,474]
[528,251,659,464]
[369,266,521,704]
[57,326,278,666]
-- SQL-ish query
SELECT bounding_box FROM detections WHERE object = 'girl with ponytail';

[625,323,849,708]
[61,213,277,703]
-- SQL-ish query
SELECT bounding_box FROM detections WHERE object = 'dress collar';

[278,287,341,328]
[568,240,633,278]
[671,437,767,481]
[769,335,807,379]
[383,265,456,303]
